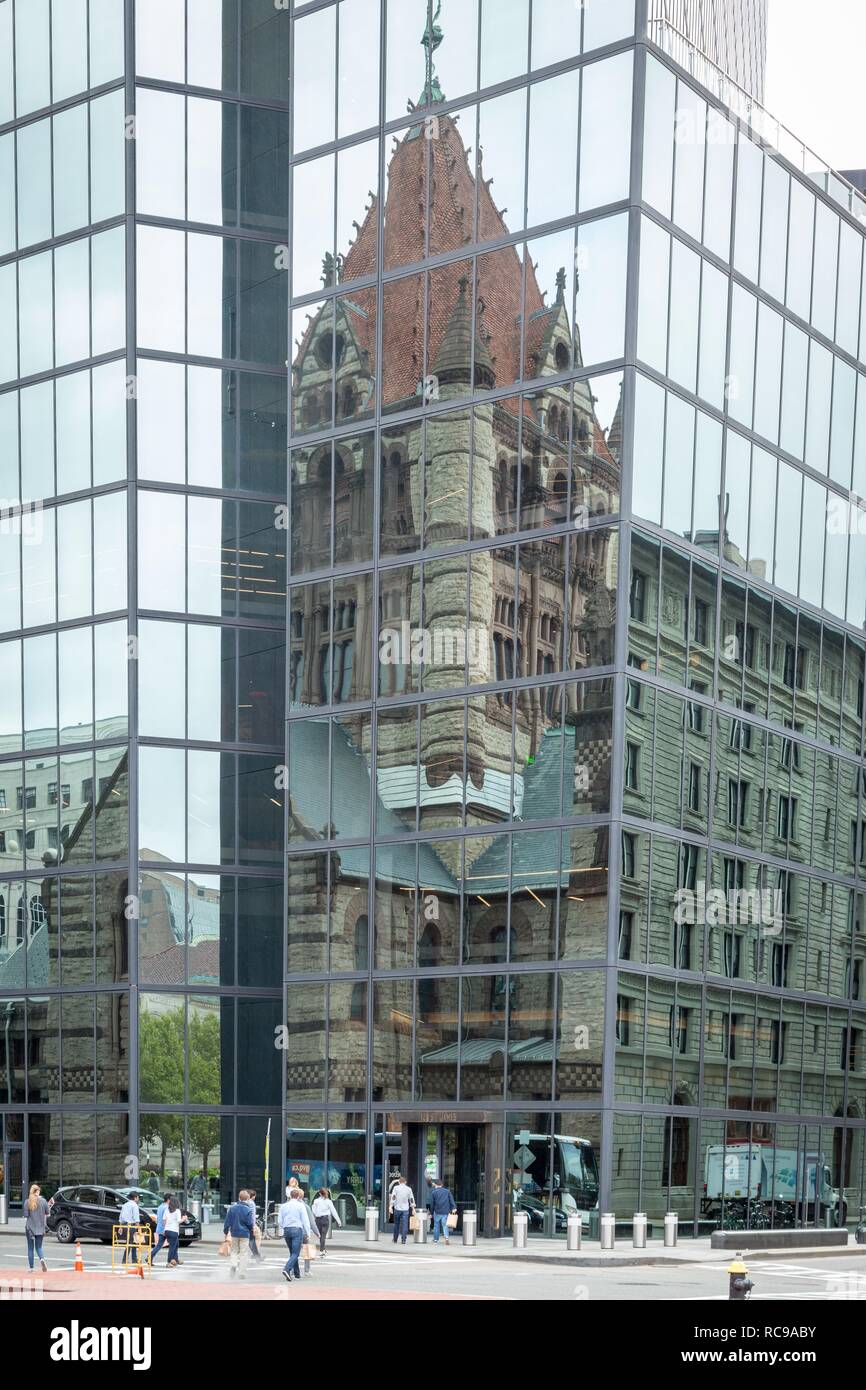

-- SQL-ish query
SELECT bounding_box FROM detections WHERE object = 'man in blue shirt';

[279,1191,312,1282]
[427,1180,457,1244]
[118,1192,142,1266]
[223,1189,255,1279]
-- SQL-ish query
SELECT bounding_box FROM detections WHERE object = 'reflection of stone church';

[0,754,129,1184]
[287,84,621,1110]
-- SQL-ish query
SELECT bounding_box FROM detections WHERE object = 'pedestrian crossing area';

[691,1261,866,1299]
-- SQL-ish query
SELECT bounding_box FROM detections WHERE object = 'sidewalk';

[3,1218,865,1267]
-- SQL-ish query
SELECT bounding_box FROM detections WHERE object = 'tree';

[188,1010,222,1178]
[138,1006,184,1175]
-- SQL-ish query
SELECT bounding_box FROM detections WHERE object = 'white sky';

[765,0,866,174]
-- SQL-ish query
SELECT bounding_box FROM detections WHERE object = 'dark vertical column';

[124,0,139,1177]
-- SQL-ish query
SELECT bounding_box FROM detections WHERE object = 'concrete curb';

[2,1226,863,1268]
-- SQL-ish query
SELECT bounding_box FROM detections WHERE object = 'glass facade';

[1,0,864,1239]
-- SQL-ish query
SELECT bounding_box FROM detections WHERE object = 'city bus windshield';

[556,1138,600,1209]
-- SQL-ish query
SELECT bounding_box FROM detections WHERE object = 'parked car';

[514,1194,568,1232]
[47,1185,202,1247]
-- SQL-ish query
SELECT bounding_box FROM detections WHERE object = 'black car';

[47,1185,202,1247]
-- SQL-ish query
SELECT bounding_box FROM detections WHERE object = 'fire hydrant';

[728,1254,754,1301]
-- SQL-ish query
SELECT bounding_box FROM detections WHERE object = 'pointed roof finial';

[420,0,445,105]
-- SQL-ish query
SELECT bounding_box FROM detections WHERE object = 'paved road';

[1,1235,864,1300]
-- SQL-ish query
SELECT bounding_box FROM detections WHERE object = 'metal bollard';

[462,1211,477,1247]
[364,1206,379,1242]
[413,1209,429,1245]
[566,1214,582,1251]
[512,1210,529,1249]
[600,1212,615,1250]
[632,1212,647,1248]
[0,1195,7,1225]
[188,1199,202,1222]
[664,1211,678,1247]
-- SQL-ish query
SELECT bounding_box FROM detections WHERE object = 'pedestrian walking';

[245,1188,263,1261]
[311,1188,342,1256]
[279,1189,311,1283]
[163,1195,186,1266]
[299,1190,318,1275]
[223,1189,255,1279]
[427,1179,458,1244]
[118,1191,143,1265]
[389,1175,416,1245]
[152,1192,171,1262]
[24,1184,52,1273]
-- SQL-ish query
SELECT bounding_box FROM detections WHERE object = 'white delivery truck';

[703,1144,846,1226]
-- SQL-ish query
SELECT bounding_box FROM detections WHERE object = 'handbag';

[218,1237,232,1258]
[446,1212,459,1230]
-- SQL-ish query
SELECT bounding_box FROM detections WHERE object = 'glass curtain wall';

[618,40,866,1233]
[0,0,129,1203]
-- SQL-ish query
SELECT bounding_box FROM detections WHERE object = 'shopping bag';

[446,1212,459,1230]
[409,1213,420,1232]
[301,1242,317,1261]
[218,1237,232,1257]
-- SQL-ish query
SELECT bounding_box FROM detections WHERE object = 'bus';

[285,1128,399,1225]
[512,1133,600,1231]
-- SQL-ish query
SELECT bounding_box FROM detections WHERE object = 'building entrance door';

[1,1143,24,1212]
[407,1123,485,1233]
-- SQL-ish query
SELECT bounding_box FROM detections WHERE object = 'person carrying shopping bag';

[24,1184,52,1273]
[388,1175,416,1245]
[279,1189,311,1283]
[300,1190,318,1276]
[311,1188,342,1256]
[222,1189,255,1279]
[427,1180,458,1244]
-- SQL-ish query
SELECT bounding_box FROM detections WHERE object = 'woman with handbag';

[245,1189,263,1262]
[311,1188,342,1256]
[24,1184,52,1273]
[299,1190,319,1275]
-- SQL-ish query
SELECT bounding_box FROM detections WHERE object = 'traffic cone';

[74,1241,84,1273]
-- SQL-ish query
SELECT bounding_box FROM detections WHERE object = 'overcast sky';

[765,0,866,174]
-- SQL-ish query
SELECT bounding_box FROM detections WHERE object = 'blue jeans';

[283,1227,303,1277]
[166,1231,179,1263]
[26,1233,44,1269]
[432,1213,451,1241]
[392,1209,410,1242]
[153,1231,167,1260]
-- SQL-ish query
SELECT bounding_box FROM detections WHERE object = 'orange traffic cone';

[73,1241,84,1273]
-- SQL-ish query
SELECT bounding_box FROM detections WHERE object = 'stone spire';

[432,276,495,389]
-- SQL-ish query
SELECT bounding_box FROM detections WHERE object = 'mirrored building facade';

[1,0,865,1238]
